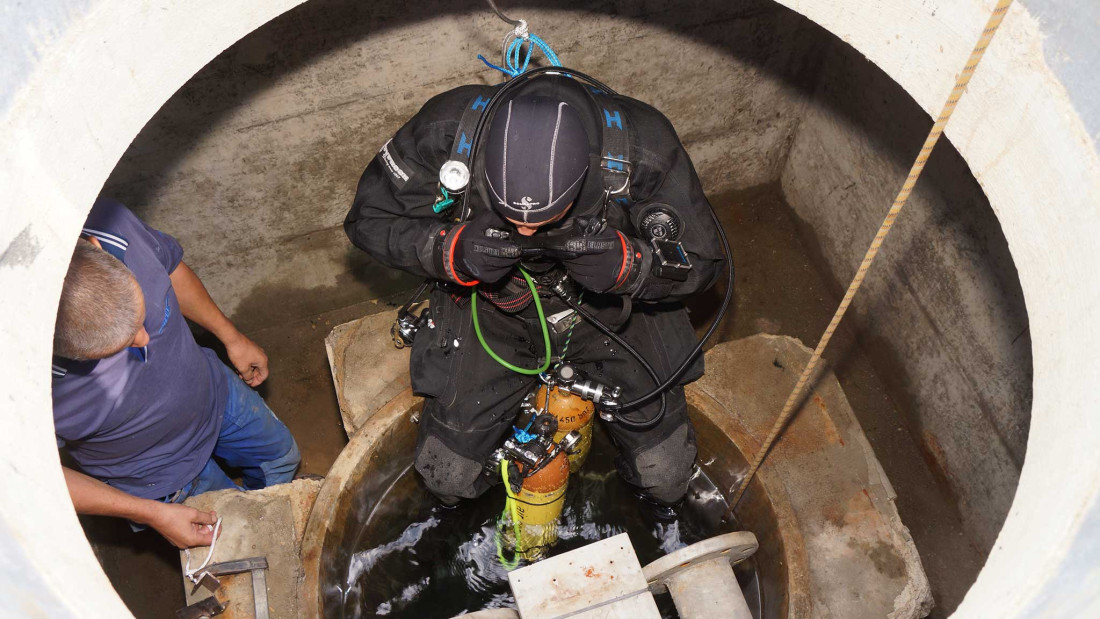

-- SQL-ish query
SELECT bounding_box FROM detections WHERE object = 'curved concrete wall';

[1,0,1097,616]
[98,0,1029,569]
[0,2,307,614]
[99,0,822,333]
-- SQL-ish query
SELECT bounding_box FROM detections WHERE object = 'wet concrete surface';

[84,183,983,617]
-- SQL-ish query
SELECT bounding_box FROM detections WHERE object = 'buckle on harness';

[600,155,632,196]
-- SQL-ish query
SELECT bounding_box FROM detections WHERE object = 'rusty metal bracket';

[205,556,270,619]
[176,596,226,619]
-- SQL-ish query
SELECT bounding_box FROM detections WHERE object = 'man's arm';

[621,102,725,302]
[345,86,491,281]
[63,467,218,549]
[169,262,268,387]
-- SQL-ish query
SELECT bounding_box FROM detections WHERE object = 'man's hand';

[224,333,269,387]
[451,217,522,284]
[145,502,219,549]
[63,467,221,550]
[562,226,641,293]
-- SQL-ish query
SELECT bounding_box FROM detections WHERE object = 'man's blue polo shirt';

[52,199,227,499]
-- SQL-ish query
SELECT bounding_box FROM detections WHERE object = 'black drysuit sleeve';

[344,86,486,280]
[620,100,725,302]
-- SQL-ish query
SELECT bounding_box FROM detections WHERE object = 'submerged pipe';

[643,531,759,619]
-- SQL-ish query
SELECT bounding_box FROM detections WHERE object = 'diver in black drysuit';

[344,73,724,507]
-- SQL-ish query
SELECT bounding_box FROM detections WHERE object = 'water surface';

[337,428,760,618]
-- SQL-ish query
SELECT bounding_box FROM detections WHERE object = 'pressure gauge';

[640,206,683,241]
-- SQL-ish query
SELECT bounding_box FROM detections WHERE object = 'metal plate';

[508,533,659,619]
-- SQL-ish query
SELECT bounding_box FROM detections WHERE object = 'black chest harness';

[395,67,734,432]
[439,69,634,222]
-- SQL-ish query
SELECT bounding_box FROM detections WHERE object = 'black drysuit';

[345,75,724,504]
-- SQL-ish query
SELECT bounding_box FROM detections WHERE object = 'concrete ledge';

[177,479,322,619]
[325,309,414,434]
[690,335,933,618]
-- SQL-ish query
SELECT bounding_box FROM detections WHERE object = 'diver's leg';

[410,291,538,502]
[604,386,697,505]
[568,301,701,505]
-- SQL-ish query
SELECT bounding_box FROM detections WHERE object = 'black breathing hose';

[615,204,735,411]
[558,199,734,427]
[558,296,667,431]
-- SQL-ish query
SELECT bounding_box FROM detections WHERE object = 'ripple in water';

[338,428,757,618]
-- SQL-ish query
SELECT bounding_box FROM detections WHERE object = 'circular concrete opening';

[300,395,808,617]
[4,0,1097,616]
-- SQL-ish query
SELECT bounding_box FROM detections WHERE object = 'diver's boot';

[435,495,461,510]
[633,489,684,522]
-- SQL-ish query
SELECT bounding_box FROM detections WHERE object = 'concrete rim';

[687,388,813,617]
[295,383,813,617]
[299,388,419,617]
[2,0,1098,615]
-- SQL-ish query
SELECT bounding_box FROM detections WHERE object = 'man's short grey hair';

[54,239,144,360]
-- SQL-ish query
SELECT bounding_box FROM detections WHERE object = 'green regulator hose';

[496,459,523,570]
[471,267,552,375]
[473,268,549,569]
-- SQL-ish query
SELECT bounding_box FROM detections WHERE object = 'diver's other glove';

[561,226,647,294]
[429,217,521,285]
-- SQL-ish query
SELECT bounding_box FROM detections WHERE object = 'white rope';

[513,19,529,40]
[499,19,530,64]
[183,517,223,584]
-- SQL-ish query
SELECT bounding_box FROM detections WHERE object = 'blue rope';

[512,417,538,444]
[477,55,513,76]
[478,33,561,78]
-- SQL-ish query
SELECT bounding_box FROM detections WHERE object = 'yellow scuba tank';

[512,449,570,561]
[535,384,595,472]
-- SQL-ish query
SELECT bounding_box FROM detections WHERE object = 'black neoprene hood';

[483,94,591,224]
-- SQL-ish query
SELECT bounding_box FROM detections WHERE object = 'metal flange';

[642,531,759,619]
[643,530,758,589]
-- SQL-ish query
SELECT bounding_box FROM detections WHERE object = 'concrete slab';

[508,533,659,619]
[688,335,932,618]
[178,479,322,619]
[325,309,415,434]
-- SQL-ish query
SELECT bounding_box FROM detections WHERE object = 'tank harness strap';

[450,86,502,166]
[588,87,633,208]
[435,86,503,214]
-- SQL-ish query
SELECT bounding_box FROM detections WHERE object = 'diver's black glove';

[561,226,646,293]
[447,217,522,284]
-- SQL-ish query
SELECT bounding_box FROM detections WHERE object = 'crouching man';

[345,73,724,509]
[52,198,300,548]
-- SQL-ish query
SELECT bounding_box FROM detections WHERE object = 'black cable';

[398,280,431,314]
[616,204,735,410]
[485,0,523,27]
[506,493,566,508]
[558,202,734,413]
[560,296,667,431]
